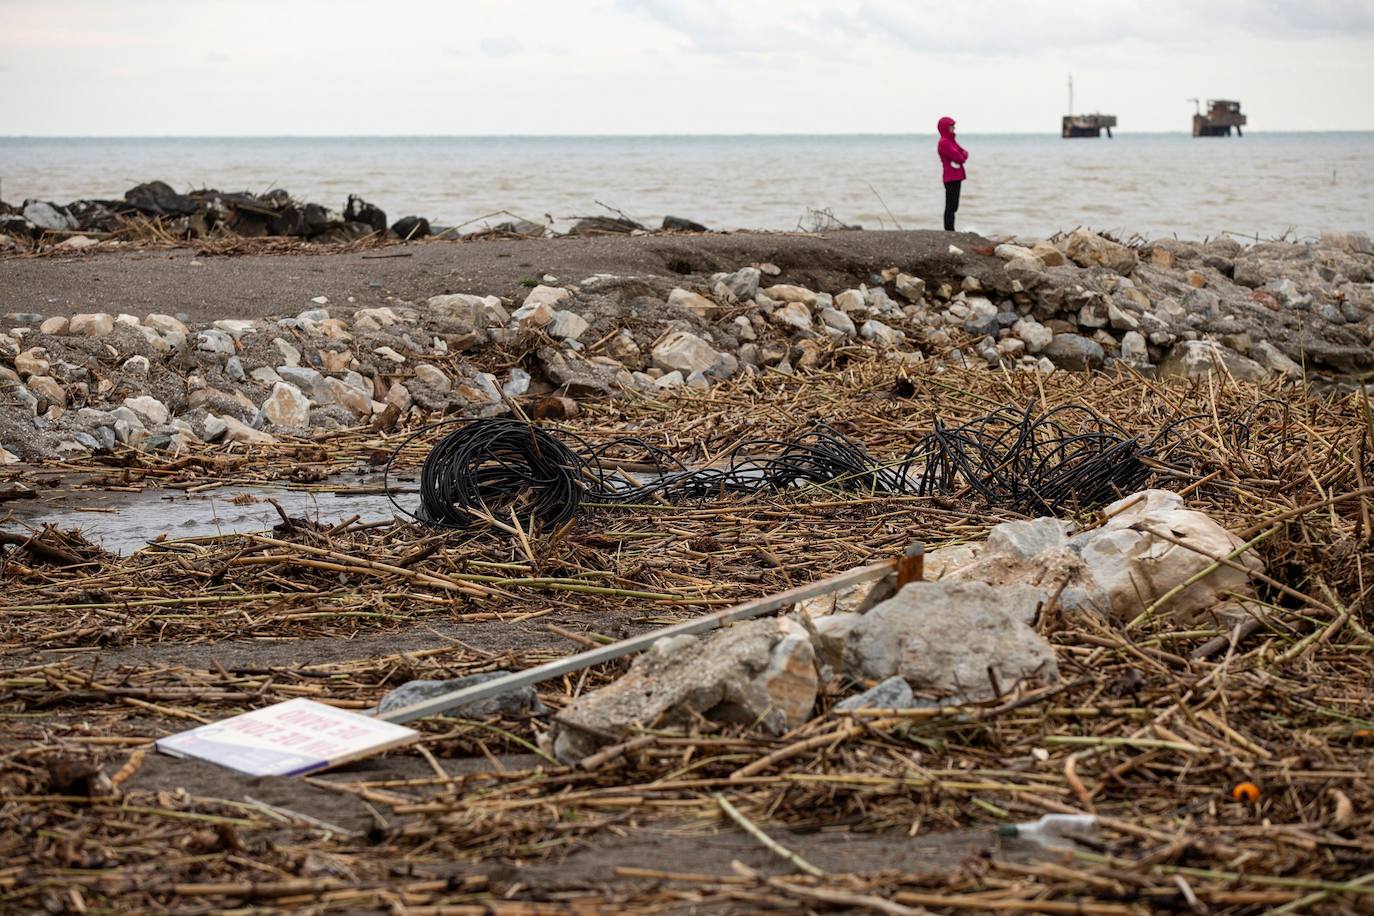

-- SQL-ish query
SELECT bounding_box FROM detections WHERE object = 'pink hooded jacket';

[937,117,968,184]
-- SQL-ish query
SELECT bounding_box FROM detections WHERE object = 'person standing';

[937,116,968,231]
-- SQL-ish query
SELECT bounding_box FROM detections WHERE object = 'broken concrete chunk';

[1072,489,1264,624]
[844,581,1057,704]
[550,617,818,764]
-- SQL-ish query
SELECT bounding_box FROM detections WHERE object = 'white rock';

[819,308,856,337]
[324,377,372,418]
[1062,228,1138,275]
[39,317,69,336]
[654,370,686,388]
[547,310,590,341]
[996,337,1026,358]
[762,285,818,306]
[122,395,170,426]
[145,313,189,336]
[550,617,816,763]
[835,289,866,312]
[1012,318,1053,354]
[510,300,554,330]
[122,355,151,375]
[213,319,258,339]
[845,581,1057,704]
[522,285,572,310]
[205,414,276,446]
[668,288,716,315]
[1072,490,1264,624]
[994,243,1036,261]
[311,296,329,305]
[859,320,900,347]
[58,235,99,250]
[197,329,237,358]
[69,313,114,337]
[260,382,312,429]
[14,348,50,379]
[502,367,531,398]
[652,330,720,376]
[352,307,403,329]
[373,346,406,364]
[770,302,813,332]
[250,366,282,385]
[411,363,452,394]
[27,375,65,407]
[895,274,926,302]
[1120,331,1149,364]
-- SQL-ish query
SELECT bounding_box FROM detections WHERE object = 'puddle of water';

[8,476,422,554]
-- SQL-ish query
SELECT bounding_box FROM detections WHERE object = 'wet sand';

[1,229,989,322]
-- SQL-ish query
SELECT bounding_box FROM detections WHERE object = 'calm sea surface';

[1,133,1371,241]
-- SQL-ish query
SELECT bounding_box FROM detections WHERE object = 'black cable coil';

[385,400,1181,532]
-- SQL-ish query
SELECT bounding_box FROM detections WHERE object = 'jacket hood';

[938,117,956,138]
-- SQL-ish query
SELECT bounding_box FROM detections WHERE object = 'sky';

[2,0,1373,135]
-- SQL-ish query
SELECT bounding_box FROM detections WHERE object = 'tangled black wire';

[385,401,1172,532]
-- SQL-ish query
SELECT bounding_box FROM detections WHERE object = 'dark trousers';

[943,180,962,231]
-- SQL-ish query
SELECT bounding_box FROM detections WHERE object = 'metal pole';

[372,556,903,725]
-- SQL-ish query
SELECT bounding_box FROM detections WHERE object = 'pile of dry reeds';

[2,356,1372,913]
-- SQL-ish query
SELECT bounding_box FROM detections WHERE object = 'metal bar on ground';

[373,557,899,724]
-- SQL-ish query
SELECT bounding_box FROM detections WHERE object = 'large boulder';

[550,617,818,763]
[1069,489,1264,625]
[1062,229,1138,276]
[344,194,387,233]
[123,181,198,216]
[391,216,431,239]
[662,215,707,232]
[22,200,76,231]
[844,581,1058,704]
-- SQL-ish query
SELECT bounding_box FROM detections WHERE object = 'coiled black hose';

[385,401,1168,532]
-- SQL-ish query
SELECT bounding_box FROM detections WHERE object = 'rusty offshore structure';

[1062,77,1116,138]
[1062,113,1117,139]
[1192,98,1247,136]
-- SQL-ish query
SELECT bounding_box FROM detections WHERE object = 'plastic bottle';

[997,814,1099,850]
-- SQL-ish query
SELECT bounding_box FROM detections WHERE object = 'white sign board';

[156,698,419,777]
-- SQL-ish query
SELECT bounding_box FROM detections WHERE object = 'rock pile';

[0,183,428,242]
[3,231,1372,462]
[543,488,1261,763]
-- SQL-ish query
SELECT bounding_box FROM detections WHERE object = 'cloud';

[616,0,827,55]
[479,35,522,56]
[620,0,1374,62]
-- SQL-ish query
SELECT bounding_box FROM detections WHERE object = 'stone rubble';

[543,489,1261,763]
[3,230,1372,461]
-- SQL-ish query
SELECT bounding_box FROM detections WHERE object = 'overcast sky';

[2,0,1372,135]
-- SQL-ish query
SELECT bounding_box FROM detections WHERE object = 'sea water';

[1,132,1371,240]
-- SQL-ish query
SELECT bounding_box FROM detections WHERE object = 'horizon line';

[2,129,1373,141]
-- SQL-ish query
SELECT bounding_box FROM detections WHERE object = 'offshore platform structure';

[1062,76,1117,138]
[1191,98,1246,136]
